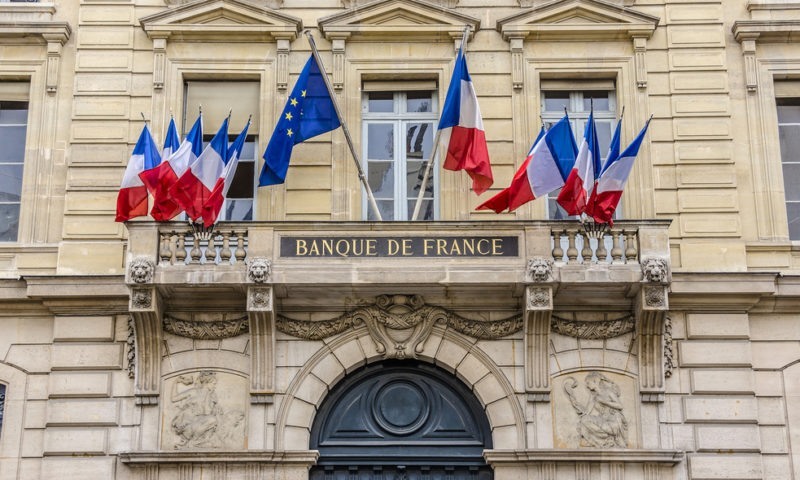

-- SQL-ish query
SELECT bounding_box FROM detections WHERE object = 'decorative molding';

[527,256,553,282]
[510,36,525,90]
[331,36,347,90]
[636,284,668,402]
[643,285,667,308]
[167,0,284,6]
[163,315,249,340]
[247,257,272,283]
[276,295,522,359]
[152,37,167,90]
[127,317,136,379]
[131,287,155,310]
[248,286,275,403]
[483,449,685,464]
[130,256,156,284]
[632,34,648,89]
[525,285,552,401]
[129,286,164,404]
[276,38,290,91]
[343,0,458,7]
[551,315,634,339]
[663,315,674,378]
[248,286,273,311]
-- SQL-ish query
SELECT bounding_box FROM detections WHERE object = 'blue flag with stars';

[259,54,341,186]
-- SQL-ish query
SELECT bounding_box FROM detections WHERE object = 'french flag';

[477,115,576,213]
[586,117,652,225]
[116,124,160,222]
[140,115,203,221]
[198,120,250,228]
[171,117,229,223]
[438,49,493,195]
[557,110,601,216]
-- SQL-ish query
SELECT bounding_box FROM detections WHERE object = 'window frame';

[0,98,28,242]
[361,90,440,221]
[776,97,800,240]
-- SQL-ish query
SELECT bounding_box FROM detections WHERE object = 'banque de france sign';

[280,236,519,258]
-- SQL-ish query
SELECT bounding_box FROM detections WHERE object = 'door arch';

[310,361,493,480]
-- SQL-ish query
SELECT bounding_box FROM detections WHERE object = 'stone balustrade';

[157,225,248,265]
[549,221,642,265]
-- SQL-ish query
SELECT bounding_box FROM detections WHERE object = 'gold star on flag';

[286,128,294,137]
[290,98,298,107]
[301,90,307,98]
[285,112,293,120]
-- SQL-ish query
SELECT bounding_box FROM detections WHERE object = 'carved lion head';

[641,257,670,284]
[527,257,553,282]
[247,257,272,283]
[129,257,155,284]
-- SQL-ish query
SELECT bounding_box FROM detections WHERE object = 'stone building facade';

[1,0,800,479]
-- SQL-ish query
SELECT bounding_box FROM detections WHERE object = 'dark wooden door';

[310,361,493,480]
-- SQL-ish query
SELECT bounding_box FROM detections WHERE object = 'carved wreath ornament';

[276,295,523,359]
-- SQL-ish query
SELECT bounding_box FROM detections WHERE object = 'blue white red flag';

[116,124,160,222]
[557,110,601,216]
[586,117,652,225]
[171,117,229,222]
[477,116,576,213]
[140,114,203,221]
[259,54,341,186]
[438,49,493,195]
[200,120,250,227]
[161,117,181,159]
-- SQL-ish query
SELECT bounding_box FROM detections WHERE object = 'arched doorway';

[310,361,493,480]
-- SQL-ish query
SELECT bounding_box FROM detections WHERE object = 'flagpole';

[304,31,383,221]
[411,24,471,221]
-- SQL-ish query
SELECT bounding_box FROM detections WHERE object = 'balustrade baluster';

[596,232,608,264]
[190,235,201,264]
[552,230,564,263]
[611,230,624,264]
[580,233,593,264]
[220,232,232,264]
[567,231,579,265]
[204,233,216,264]
[175,232,187,264]
[625,230,638,263]
[235,231,247,263]
[159,232,172,265]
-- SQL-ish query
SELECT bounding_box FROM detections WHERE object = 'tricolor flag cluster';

[116,113,250,228]
[478,110,651,225]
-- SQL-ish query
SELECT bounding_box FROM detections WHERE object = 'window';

[184,80,259,221]
[777,96,800,239]
[0,83,29,242]
[540,83,617,220]
[362,87,439,220]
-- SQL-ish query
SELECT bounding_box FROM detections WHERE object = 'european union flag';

[259,54,341,186]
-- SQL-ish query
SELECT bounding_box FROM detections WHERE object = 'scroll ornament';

[276,295,522,359]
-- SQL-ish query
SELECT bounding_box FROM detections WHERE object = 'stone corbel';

[152,36,168,90]
[510,36,524,91]
[631,33,648,89]
[525,285,553,402]
[130,286,163,405]
[738,33,759,92]
[331,35,348,90]
[276,36,291,91]
[247,285,275,404]
[42,34,65,94]
[636,284,669,402]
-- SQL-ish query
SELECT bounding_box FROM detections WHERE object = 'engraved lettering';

[308,240,320,256]
[436,239,447,255]
[493,238,503,255]
[335,239,350,257]
[463,238,475,255]
[366,239,377,256]
[296,239,308,256]
[402,239,412,256]
[321,239,334,256]
[477,239,491,255]
[388,239,400,256]
[424,238,435,255]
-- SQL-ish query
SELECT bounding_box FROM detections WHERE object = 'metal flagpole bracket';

[303,30,383,221]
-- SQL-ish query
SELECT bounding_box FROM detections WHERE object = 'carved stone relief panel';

[552,371,639,449]
[161,371,247,450]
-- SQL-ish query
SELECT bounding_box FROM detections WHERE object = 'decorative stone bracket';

[637,283,669,403]
[130,285,163,405]
[248,285,275,404]
[525,285,553,402]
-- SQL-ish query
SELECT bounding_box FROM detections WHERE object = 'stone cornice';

[670,272,777,311]
[496,0,659,41]
[0,21,71,45]
[140,0,302,42]
[318,0,480,41]
[733,20,800,43]
[119,450,319,465]
[484,449,684,464]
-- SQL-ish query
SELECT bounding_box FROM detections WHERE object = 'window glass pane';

[367,124,394,160]
[0,126,27,162]
[406,91,433,113]
[787,202,800,240]
[543,92,569,112]
[368,92,394,113]
[405,122,433,160]
[0,102,28,124]
[408,199,434,221]
[780,125,800,160]
[370,200,394,221]
[547,191,572,220]
[582,91,611,111]
[239,138,257,160]
[0,164,23,201]
[225,199,252,221]
[407,161,433,198]
[0,204,19,242]
[778,101,800,123]
[368,161,394,197]
[595,120,613,157]
[227,161,254,199]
